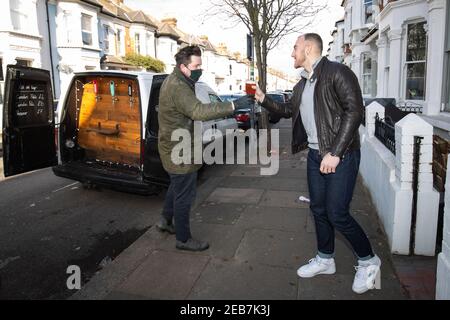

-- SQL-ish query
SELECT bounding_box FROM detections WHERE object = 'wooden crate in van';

[76,76,141,166]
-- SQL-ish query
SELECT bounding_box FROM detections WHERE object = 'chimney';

[217,43,227,54]
[161,17,177,28]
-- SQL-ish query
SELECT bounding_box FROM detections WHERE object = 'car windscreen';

[267,94,284,103]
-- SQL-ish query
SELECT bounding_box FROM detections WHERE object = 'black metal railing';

[397,101,423,114]
[375,112,396,154]
[410,136,423,255]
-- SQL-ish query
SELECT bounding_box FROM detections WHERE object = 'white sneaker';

[297,255,336,278]
[352,255,381,294]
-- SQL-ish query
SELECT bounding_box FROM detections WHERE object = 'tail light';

[235,113,250,122]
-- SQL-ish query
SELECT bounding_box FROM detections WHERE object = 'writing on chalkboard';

[13,80,50,127]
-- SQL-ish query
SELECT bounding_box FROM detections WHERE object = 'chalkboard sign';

[13,80,51,127]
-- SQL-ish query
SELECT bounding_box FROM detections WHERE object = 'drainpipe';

[45,0,56,96]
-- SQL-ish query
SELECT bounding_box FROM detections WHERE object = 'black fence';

[374,112,396,155]
[397,101,423,113]
[363,98,423,127]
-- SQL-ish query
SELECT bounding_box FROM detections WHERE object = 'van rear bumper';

[52,162,161,195]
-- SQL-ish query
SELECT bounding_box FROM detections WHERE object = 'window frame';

[361,52,373,96]
[10,0,27,31]
[103,25,110,52]
[444,0,450,111]
[116,29,123,56]
[363,0,373,25]
[81,14,93,46]
[134,33,140,54]
[404,21,428,101]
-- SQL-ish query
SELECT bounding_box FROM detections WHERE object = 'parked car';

[265,92,285,124]
[195,83,238,144]
[2,65,236,194]
[219,93,257,130]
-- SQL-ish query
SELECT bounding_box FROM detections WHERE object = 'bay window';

[405,22,427,101]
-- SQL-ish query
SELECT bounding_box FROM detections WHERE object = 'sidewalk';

[72,119,409,300]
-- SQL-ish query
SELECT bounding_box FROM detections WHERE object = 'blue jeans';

[162,171,197,242]
[307,148,374,260]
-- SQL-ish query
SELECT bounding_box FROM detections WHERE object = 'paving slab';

[137,222,246,261]
[205,187,264,204]
[236,205,309,232]
[259,190,310,209]
[107,250,210,300]
[188,258,298,300]
[191,202,246,225]
[71,229,170,300]
[234,229,317,269]
[219,176,309,192]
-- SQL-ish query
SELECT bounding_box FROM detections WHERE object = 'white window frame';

[81,14,93,46]
[363,0,374,25]
[103,25,110,52]
[116,28,123,56]
[444,0,450,111]
[10,0,28,32]
[403,21,427,102]
[361,52,373,96]
[135,33,140,55]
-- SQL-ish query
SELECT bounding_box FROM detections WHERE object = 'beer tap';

[93,80,101,102]
[128,83,134,108]
[110,80,118,104]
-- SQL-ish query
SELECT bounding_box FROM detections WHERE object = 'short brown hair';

[175,45,202,66]
[304,33,323,54]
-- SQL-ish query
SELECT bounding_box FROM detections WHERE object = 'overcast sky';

[124,0,344,77]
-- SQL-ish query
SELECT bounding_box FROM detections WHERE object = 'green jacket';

[158,68,234,174]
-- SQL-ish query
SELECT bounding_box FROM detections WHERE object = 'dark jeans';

[307,148,374,260]
[162,171,197,242]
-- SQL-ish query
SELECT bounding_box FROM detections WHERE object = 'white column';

[436,154,450,299]
[387,29,403,101]
[395,114,440,255]
[376,36,387,98]
[365,101,385,137]
[423,0,447,115]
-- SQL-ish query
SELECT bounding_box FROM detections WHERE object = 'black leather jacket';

[261,57,363,158]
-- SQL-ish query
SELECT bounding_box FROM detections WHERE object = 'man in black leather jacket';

[255,33,381,294]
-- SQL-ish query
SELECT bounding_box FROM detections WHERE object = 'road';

[0,165,167,299]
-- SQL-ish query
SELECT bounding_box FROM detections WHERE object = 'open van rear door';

[2,65,57,177]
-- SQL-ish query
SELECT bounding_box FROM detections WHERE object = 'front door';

[2,65,57,177]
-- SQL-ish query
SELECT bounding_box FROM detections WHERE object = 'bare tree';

[203,0,325,92]
[202,0,326,138]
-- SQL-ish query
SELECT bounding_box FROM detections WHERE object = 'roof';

[157,23,180,40]
[128,10,158,28]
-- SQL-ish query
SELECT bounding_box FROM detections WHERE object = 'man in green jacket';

[157,45,251,251]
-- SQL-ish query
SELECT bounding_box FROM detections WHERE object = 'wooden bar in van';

[77,76,141,166]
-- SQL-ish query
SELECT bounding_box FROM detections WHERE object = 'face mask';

[189,69,203,82]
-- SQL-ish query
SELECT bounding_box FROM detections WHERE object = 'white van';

[2,65,237,194]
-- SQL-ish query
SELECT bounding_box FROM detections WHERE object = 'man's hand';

[233,95,255,110]
[320,153,340,174]
[255,87,265,103]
